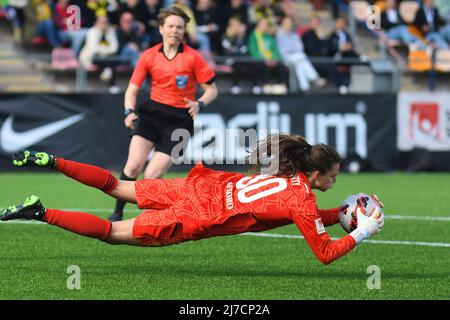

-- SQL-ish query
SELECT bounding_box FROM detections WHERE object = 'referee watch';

[197,100,206,111]
[124,108,137,119]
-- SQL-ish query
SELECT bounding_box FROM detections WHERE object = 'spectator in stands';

[135,0,163,48]
[86,0,109,18]
[332,0,349,19]
[174,0,211,52]
[53,0,87,56]
[273,0,301,26]
[32,0,61,47]
[112,0,143,25]
[248,17,289,94]
[71,0,96,28]
[116,11,143,68]
[0,0,23,42]
[20,1,37,43]
[221,16,256,94]
[381,0,428,50]
[79,15,119,93]
[310,0,324,11]
[302,15,337,91]
[113,0,149,47]
[327,17,366,94]
[217,0,249,37]
[248,0,277,32]
[276,16,325,92]
[327,17,361,59]
[270,0,292,25]
[414,0,449,49]
[194,0,220,54]
[302,15,329,58]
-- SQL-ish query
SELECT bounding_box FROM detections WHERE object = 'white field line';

[2,207,449,221]
[385,215,450,222]
[1,220,449,248]
[241,233,450,248]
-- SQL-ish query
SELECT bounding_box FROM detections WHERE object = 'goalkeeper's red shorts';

[132,208,207,246]
[133,177,209,246]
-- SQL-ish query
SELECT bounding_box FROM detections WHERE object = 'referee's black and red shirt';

[130,43,215,108]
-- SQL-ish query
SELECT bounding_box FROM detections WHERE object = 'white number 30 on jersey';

[236,175,288,203]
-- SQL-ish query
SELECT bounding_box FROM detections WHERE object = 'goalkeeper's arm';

[317,207,340,226]
[292,204,384,265]
[293,203,357,265]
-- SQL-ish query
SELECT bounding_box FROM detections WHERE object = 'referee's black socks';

[113,172,137,215]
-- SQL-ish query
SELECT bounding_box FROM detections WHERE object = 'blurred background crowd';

[1,0,450,94]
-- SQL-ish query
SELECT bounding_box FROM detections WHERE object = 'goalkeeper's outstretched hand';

[350,207,384,244]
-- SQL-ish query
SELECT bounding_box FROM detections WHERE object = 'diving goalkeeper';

[0,134,384,265]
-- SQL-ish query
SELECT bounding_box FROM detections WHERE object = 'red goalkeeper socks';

[56,158,118,194]
[44,209,111,241]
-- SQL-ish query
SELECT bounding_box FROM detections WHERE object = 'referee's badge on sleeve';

[176,75,188,89]
[314,218,326,234]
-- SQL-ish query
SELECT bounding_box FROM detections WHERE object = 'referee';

[109,6,218,221]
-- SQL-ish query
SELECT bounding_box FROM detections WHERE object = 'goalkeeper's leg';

[12,150,137,203]
[43,210,139,245]
[1,196,139,245]
[56,157,138,203]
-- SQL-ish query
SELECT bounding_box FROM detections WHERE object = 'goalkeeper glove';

[371,194,384,209]
[350,206,384,244]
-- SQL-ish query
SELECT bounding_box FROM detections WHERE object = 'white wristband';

[350,229,368,244]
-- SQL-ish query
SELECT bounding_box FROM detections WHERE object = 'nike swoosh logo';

[0,114,85,153]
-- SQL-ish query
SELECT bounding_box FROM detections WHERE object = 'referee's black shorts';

[133,100,194,157]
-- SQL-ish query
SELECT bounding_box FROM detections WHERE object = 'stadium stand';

[0,0,449,94]
[0,19,54,92]
[346,0,450,91]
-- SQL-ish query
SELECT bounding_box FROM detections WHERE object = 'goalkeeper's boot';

[0,195,46,222]
[12,150,57,169]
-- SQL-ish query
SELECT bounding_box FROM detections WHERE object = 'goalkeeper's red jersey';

[133,163,356,264]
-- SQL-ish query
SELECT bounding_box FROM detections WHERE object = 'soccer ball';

[338,193,383,233]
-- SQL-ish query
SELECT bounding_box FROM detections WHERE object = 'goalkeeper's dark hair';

[247,134,340,178]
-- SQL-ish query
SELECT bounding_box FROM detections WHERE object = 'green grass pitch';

[0,170,449,300]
